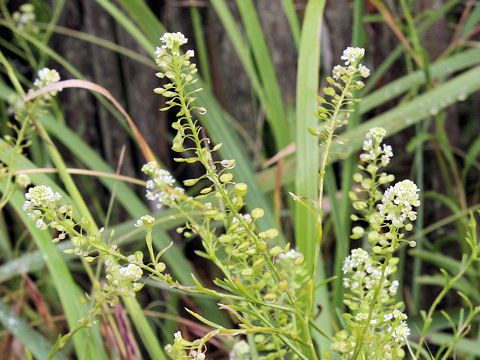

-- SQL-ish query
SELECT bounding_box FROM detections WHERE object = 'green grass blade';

[94,0,155,54]
[39,116,228,326]
[208,0,268,127]
[190,7,212,89]
[114,0,165,46]
[281,0,301,47]
[0,301,67,360]
[459,3,480,38]
[235,0,290,148]
[362,0,464,94]
[410,249,478,278]
[294,0,331,349]
[41,115,146,215]
[0,211,12,260]
[294,0,324,268]
[462,134,480,181]
[416,275,480,302]
[427,333,480,356]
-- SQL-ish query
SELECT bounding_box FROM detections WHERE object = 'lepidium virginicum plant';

[20,32,480,360]
[328,128,418,360]
[0,66,61,211]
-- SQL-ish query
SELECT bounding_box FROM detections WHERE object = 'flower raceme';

[20,31,427,360]
[330,128,420,360]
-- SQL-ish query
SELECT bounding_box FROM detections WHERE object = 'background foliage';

[1,0,480,358]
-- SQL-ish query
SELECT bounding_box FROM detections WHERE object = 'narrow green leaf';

[281,0,301,47]
[294,0,332,349]
[236,0,290,148]
[0,302,66,360]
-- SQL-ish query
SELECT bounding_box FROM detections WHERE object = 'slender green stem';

[311,75,355,319]
[413,254,475,359]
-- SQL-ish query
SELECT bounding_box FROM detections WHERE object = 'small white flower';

[35,218,47,230]
[366,127,387,143]
[332,65,346,80]
[159,32,188,50]
[383,313,393,322]
[389,280,399,296]
[381,144,393,166]
[378,180,420,228]
[358,64,370,78]
[355,312,368,321]
[135,215,155,227]
[24,185,61,210]
[174,331,182,341]
[33,68,61,98]
[393,309,407,320]
[342,248,369,274]
[141,161,158,176]
[118,263,142,281]
[16,174,31,188]
[341,47,365,65]
[393,321,410,343]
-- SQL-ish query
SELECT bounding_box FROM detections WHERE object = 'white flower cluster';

[366,127,386,143]
[142,162,184,208]
[135,215,155,228]
[118,263,143,282]
[104,259,143,297]
[360,127,393,166]
[378,180,420,228]
[340,248,411,353]
[160,32,188,50]
[331,47,370,90]
[277,248,304,261]
[342,248,398,301]
[12,4,36,31]
[392,321,410,343]
[33,68,61,98]
[155,32,189,61]
[23,185,61,212]
[342,248,369,274]
[341,47,365,65]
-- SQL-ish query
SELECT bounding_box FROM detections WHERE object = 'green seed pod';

[234,183,248,197]
[219,234,234,243]
[200,187,212,194]
[251,208,264,219]
[183,178,199,186]
[256,240,267,251]
[279,280,288,291]
[237,241,250,252]
[269,246,282,257]
[241,268,253,276]
[353,173,363,182]
[264,293,277,302]
[205,210,218,217]
[220,173,234,183]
